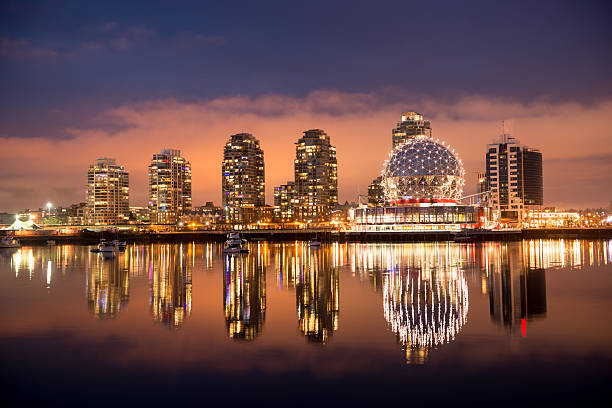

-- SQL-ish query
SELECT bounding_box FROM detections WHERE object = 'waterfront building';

[129,206,151,224]
[367,176,385,206]
[351,112,481,231]
[67,203,87,225]
[86,158,130,225]
[392,111,432,149]
[273,181,297,222]
[486,134,543,226]
[222,133,265,224]
[294,129,338,221]
[149,149,192,224]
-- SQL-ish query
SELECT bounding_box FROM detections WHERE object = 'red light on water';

[521,318,526,337]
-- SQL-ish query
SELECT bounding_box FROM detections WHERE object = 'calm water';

[1,240,611,406]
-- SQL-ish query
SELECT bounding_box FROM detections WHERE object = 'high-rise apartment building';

[367,176,385,206]
[294,129,338,221]
[222,133,265,223]
[274,181,297,222]
[149,149,192,224]
[486,134,543,225]
[86,158,129,225]
[392,111,432,149]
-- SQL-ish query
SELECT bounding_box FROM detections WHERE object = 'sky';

[0,0,611,211]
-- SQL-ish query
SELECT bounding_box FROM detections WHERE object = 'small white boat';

[223,233,249,254]
[0,236,21,249]
[308,237,322,247]
[47,240,56,246]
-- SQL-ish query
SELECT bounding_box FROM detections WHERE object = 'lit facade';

[294,129,338,221]
[149,149,192,224]
[367,176,385,206]
[86,158,129,225]
[486,135,543,226]
[392,111,432,149]
[352,112,481,232]
[222,133,265,223]
[274,181,297,222]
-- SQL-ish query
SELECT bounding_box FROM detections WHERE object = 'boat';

[308,238,322,247]
[0,235,21,249]
[97,239,117,253]
[308,233,322,247]
[223,233,249,254]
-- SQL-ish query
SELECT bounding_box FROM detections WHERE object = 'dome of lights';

[382,137,465,202]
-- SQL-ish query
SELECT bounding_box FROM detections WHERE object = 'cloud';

[0,37,59,57]
[0,91,611,211]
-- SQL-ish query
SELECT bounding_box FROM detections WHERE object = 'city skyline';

[0,1,610,211]
[0,111,610,211]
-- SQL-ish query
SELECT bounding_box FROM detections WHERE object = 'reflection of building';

[487,243,547,333]
[149,246,192,327]
[348,242,468,364]
[294,129,338,221]
[87,158,130,225]
[223,253,266,340]
[486,134,543,226]
[384,268,469,363]
[392,111,432,149]
[222,133,265,224]
[296,249,339,343]
[149,149,192,224]
[87,257,129,319]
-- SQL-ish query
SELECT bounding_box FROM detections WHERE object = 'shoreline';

[7,228,612,245]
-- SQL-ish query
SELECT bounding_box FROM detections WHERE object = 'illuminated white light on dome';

[382,138,465,201]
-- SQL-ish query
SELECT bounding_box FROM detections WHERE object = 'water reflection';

[223,252,266,340]
[149,245,192,328]
[0,239,610,351]
[482,243,547,335]
[87,256,130,319]
[296,248,339,343]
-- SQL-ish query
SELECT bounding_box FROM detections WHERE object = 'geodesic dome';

[382,137,464,202]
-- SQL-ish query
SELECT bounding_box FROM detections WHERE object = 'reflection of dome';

[382,137,464,201]
[383,270,468,349]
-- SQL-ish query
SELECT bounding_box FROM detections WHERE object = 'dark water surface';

[1,240,611,406]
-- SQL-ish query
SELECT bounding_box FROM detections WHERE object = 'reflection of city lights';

[149,245,192,327]
[383,270,469,349]
[224,253,266,340]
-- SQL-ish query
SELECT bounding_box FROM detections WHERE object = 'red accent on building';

[389,198,457,206]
